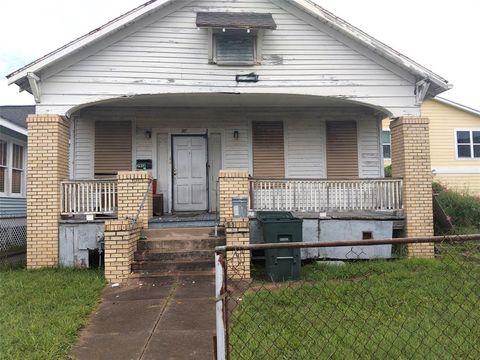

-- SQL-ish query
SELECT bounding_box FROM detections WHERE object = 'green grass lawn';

[0,268,105,360]
[230,254,480,359]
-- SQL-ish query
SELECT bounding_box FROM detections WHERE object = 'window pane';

[216,33,255,64]
[12,169,22,194]
[473,131,480,144]
[474,145,480,158]
[0,141,6,166]
[458,145,471,158]
[12,144,23,169]
[457,131,471,144]
[0,167,4,193]
[382,130,391,144]
[383,145,391,159]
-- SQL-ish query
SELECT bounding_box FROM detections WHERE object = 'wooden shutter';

[326,121,359,179]
[252,121,285,178]
[95,121,132,177]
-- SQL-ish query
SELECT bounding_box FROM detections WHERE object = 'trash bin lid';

[257,211,298,222]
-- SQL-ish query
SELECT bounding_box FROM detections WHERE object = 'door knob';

[173,168,177,176]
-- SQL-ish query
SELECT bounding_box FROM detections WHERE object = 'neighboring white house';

[0,106,33,217]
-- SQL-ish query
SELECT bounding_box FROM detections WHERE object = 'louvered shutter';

[252,121,285,178]
[94,121,132,177]
[326,121,359,179]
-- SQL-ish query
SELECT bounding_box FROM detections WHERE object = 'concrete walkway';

[71,274,216,360]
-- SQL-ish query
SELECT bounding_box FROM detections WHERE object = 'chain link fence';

[0,216,27,267]
[215,235,480,360]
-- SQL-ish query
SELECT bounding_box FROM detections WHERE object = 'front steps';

[132,227,225,276]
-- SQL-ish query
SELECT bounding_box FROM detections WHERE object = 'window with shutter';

[252,121,285,178]
[326,121,359,179]
[94,121,132,177]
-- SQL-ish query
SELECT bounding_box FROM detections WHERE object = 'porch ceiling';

[94,93,383,112]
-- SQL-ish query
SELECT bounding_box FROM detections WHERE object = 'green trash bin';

[257,212,303,282]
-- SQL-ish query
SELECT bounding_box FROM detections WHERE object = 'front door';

[172,136,208,212]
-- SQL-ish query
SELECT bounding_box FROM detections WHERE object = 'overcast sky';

[1,0,479,109]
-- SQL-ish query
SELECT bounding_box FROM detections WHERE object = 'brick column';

[26,114,69,269]
[117,171,152,228]
[390,117,434,258]
[104,219,140,283]
[218,170,251,278]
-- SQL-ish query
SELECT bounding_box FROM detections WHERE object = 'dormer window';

[196,12,276,66]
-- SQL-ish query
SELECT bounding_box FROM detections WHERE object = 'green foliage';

[432,181,444,194]
[384,165,392,178]
[0,268,105,360]
[435,187,480,233]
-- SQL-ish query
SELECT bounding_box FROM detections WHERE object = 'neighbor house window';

[382,130,391,159]
[213,30,257,65]
[0,140,6,193]
[456,130,480,159]
[11,144,24,194]
[0,140,25,196]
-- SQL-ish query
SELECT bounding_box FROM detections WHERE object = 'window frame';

[0,140,7,196]
[454,128,480,160]
[0,137,27,198]
[382,129,391,160]
[208,28,263,66]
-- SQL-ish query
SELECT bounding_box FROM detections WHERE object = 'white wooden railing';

[61,179,118,216]
[249,178,403,212]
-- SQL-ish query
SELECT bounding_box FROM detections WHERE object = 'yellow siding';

[433,174,480,196]
[422,99,480,168]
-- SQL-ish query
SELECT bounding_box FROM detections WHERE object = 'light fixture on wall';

[233,130,239,140]
[145,130,152,139]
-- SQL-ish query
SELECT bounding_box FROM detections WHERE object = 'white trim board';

[432,168,480,174]
[0,117,28,136]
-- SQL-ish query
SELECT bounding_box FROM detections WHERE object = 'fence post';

[215,252,227,360]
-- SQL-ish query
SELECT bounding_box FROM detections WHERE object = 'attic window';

[214,30,256,65]
[196,12,276,66]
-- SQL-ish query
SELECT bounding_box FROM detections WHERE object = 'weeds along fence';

[0,216,27,267]
[215,235,480,360]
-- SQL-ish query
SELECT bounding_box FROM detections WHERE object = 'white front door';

[173,136,208,212]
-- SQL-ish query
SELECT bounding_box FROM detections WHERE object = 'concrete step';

[142,227,225,241]
[137,237,225,251]
[134,249,215,262]
[132,260,214,273]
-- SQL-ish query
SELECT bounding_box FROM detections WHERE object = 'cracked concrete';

[70,274,216,360]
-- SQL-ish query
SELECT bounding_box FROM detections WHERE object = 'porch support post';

[26,114,69,268]
[390,117,434,258]
[117,171,153,229]
[218,170,251,279]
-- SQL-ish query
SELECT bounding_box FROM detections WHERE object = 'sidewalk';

[70,274,216,360]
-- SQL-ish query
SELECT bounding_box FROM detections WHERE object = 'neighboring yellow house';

[383,98,480,195]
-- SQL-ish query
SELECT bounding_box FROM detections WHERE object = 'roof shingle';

[196,12,277,30]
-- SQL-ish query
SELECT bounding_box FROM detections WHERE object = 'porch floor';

[149,212,218,229]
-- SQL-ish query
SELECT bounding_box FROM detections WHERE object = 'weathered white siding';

[358,117,382,178]
[38,0,418,117]
[71,117,94,179]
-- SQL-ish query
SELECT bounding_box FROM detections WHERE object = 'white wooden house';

[6,0,450,268]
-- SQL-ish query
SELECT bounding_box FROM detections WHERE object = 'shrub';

[436,188,480,233]
[384,165,392,178]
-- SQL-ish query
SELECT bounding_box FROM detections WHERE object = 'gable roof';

[0,105,35,129]
[434,97,480,117]
[6,0,450,96]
